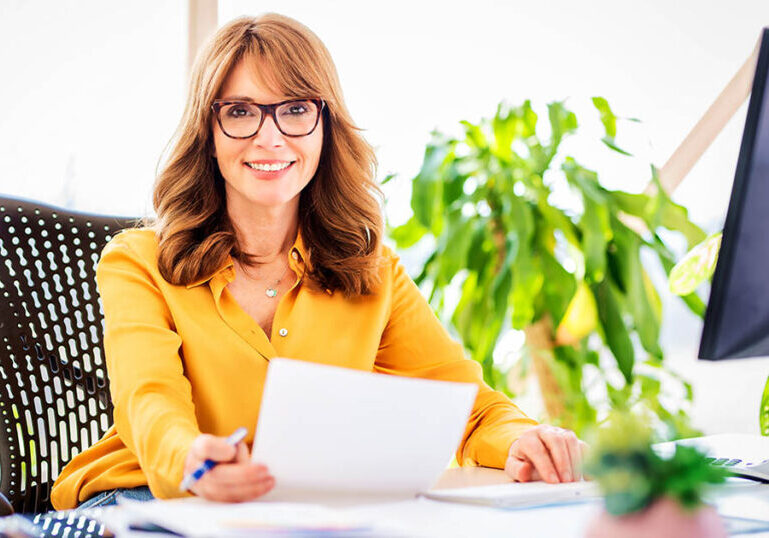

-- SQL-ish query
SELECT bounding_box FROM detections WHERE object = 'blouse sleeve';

[374,252,537,469]
[96,235,201,498]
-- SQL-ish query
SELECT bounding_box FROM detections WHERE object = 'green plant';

[585,412,727,516]
[387,98,706,435]
[669,233,769,436]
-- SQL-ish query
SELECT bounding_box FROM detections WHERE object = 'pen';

[179,427,248,492]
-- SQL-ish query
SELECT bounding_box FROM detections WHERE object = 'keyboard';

[654,433,769,483]
[705,456,769,482]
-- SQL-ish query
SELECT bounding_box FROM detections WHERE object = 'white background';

[1,0,768,435]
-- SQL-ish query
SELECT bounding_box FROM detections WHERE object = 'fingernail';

[549,474,558,482]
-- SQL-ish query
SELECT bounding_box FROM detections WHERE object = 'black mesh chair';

[0,195,137,514]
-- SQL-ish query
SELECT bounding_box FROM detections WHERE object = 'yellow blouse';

[50,228,537,510]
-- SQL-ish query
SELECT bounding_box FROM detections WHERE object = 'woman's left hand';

[505,425,588,483]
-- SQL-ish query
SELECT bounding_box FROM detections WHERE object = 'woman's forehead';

[218,58,289,102]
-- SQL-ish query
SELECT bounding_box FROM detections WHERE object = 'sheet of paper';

[251,358,478,501]
[423,480,601,509]
[117,498,382,537]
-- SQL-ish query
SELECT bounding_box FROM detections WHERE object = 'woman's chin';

[243,193,299,211]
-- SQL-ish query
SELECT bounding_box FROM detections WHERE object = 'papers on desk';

[117,498,383,537]
[423,480,601,509]
[251,358,478,502]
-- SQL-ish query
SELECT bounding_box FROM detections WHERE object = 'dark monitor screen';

[699,27,769,360]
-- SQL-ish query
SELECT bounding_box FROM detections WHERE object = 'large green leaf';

[389,215,428,249]
[592,97,617,138]
[539,250,577,326]
[434,213,476,286]
[592,279,635,383]
[411,140,452,234]
[548,101,578,149]
[611,222,663,359]
[510,251,543,329]
[580,197,611,284]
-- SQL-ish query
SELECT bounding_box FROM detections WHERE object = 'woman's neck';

[227,198,299,263]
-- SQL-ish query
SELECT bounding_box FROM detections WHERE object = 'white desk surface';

[91,467,769,538]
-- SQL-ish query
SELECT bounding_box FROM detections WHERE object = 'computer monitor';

[699,27,769,360]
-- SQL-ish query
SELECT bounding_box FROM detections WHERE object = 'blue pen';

[179,427,248,492]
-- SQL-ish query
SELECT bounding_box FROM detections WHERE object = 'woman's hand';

[505,425,588,483]
[183,434,275,502]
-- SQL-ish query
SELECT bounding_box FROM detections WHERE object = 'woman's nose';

[253,115,284,147]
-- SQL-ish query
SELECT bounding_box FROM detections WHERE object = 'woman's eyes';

[226,105,255,118]
[222,101,312,118]
[281,103,309,116]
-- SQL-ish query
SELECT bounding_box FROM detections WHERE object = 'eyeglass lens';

[219,100,320,137]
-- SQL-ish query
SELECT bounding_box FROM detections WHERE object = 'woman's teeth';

[246,162,292,171]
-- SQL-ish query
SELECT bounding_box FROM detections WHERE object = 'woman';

[51,13,584,510]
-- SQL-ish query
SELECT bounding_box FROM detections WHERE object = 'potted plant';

[584,412,728,538]
[387,98,705,434]
[669,234,769,436]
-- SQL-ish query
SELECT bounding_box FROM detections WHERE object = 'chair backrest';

[0,195,137,513]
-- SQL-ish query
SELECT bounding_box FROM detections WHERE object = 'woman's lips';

[243,161,295,180]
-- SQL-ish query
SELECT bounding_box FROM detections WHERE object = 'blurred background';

[1,0,767,435]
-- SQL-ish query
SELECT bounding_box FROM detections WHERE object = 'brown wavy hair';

[151,14,383,295]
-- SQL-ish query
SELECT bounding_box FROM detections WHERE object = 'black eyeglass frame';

[211,98,326,139]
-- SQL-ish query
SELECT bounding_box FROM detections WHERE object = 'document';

[251,358,478,501]
[117,498,382,537]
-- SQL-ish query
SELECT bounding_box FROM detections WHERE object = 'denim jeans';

[77,486,154,509]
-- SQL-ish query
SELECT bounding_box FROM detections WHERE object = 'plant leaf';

[389,215,428,249]
[592,280,635,383]
[669,233,721,296]
[592,97,617,139]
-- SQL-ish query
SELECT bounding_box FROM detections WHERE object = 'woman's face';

[212,59,323,213]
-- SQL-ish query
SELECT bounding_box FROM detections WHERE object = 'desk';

[89,468,769,537]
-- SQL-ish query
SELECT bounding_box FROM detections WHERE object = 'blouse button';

[279,328,288,337]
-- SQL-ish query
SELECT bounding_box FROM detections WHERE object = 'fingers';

[206,462,269,486]
[185,433,276,502]
[539,428,578,482]
[190,434,238,463]
[234,441,250,464]
[192,463,275,502]
[505,425,587,483]
[566,433,583,480]
[516,434,560,483]
[504,458,535,482]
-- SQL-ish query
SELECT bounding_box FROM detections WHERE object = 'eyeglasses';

[211,98,325,139]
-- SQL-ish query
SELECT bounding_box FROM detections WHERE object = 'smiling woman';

[48,13,584,511]
[152,14,383,295]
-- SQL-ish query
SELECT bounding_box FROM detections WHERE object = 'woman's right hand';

[183,433,275,502]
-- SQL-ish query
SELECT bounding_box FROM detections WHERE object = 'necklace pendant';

[266,288,278,298]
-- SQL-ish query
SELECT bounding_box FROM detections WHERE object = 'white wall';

[2,0,768,434]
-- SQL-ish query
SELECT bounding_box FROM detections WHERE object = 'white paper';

[251,358,478,500]
[117,498,379,537]
[423,480,601,509]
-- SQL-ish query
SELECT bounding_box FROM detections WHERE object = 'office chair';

[0,195,137,514]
